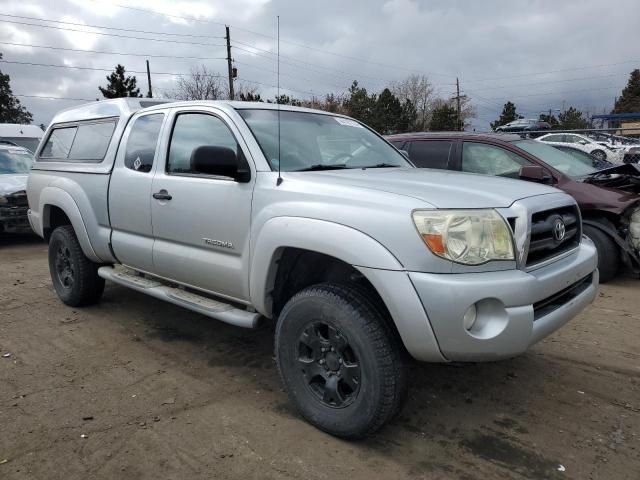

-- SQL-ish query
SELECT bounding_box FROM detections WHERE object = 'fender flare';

[39,186,101,262]
[249,216,404,316]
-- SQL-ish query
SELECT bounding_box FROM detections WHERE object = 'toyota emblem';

[553,218,566,241]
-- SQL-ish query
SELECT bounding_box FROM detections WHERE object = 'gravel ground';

[1,235,639,480]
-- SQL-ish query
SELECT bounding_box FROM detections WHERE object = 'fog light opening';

[463,304,477,331]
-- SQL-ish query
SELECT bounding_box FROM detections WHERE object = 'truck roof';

[49,98,345,127]
[49,98,175,125]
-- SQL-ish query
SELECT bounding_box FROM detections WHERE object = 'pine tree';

[0,53,33,124]
[490,101,520,130]
[558,107,589,129]
[613,69,640,113]
[429,103,457,131]
[99,64,142,99]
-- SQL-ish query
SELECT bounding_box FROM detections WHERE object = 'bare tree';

[390,74,435,131]
[174,65,225,100]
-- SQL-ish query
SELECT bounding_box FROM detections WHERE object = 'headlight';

[0,196,7,206]
[412,209,515,265]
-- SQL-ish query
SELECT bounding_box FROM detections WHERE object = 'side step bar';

[97,266,261,329]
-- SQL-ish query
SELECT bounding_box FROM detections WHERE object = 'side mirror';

[519,165,553,184]
[190,145,251,182]
[579,140,588,145]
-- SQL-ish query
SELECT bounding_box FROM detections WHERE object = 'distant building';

[592,113,640,136]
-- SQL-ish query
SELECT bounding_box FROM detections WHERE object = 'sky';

[0,0,639,129]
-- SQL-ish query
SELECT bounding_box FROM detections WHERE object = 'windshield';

[514,140,597,177]
[0,148,33,174]
[238,109,410,171]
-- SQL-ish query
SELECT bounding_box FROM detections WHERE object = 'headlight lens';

[412,209,514,265]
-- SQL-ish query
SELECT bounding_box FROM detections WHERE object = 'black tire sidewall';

[276,286,397,438]
[583,225,619,282]
[48,226,103,306]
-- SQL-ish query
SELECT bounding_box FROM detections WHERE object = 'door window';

[124,114,164,173]
[167,113,238,175]
[461,142,530,178]
[408,140,453,169]
[540,134,563,143]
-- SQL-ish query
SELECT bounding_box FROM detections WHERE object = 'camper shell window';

[39,119,117,162]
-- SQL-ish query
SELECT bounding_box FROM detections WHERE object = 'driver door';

[150,108,255,302]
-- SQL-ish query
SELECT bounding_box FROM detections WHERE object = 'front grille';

[533,273,593,320]
[526,206,581,267]
[5,191,28,207]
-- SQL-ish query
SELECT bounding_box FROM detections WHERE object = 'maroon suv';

[386,132,640,282]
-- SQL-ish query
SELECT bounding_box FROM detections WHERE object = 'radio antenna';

[276,15,283,186]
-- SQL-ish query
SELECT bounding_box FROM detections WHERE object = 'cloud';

[0,0,638,128]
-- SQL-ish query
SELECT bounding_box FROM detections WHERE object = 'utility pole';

[455,77,461,131]
[225,25,234,100]
[145,60,152,98]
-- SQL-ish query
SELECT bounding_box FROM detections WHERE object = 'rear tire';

[275,283,408,439]
[48,225,105,306]
[583,224,619,283]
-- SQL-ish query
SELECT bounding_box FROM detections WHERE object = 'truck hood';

[289,167,561,208]
[0,174,28,196]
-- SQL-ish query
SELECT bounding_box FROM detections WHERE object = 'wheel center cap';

[325,352,340,371]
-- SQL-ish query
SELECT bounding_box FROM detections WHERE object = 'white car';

[537,133,622,163]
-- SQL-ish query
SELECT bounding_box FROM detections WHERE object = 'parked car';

[495,119,551,132]
[28,99,598,438]
[0,144,34,235]
[386,131,640,282]
[0,123,44,153]
[537,132,622,163]
[550,144,614,170]
[623,147,640,164]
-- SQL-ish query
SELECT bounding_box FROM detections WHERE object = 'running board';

[97,266,261,329]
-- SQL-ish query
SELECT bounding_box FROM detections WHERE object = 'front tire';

[275,283,408,439]
[583,224,619,283]
[591,149,607,161]
[48,225,105,306]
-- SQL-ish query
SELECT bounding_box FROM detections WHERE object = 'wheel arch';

[40,186,100,262]
[250,217,404,318]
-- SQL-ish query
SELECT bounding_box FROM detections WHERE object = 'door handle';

[152,190,172,201]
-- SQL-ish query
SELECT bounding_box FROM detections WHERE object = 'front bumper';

[409,239,598,362]
[0,206,32,234]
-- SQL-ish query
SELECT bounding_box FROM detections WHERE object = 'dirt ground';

[0,235,638,480]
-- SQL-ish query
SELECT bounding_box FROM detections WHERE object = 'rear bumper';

[408,239,598,361]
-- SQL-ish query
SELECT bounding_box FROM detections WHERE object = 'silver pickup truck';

[27,98,598,438]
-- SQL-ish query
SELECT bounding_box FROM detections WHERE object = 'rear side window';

[124,114,164,173]
[40,120,116,161]
[408,140,453,169]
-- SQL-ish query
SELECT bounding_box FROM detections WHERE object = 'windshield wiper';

[293,164,349,172]
[362,163,400,169]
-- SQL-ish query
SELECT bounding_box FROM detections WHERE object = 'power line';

[467,72,626,93]
[0,14,224,39]
[464,60,640,84]
[16,94,96,101]
[0,41,226,61]
[1,60,318,98]
[0,19,227,47]
[482,85,622,101]
[89,0,458,79]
